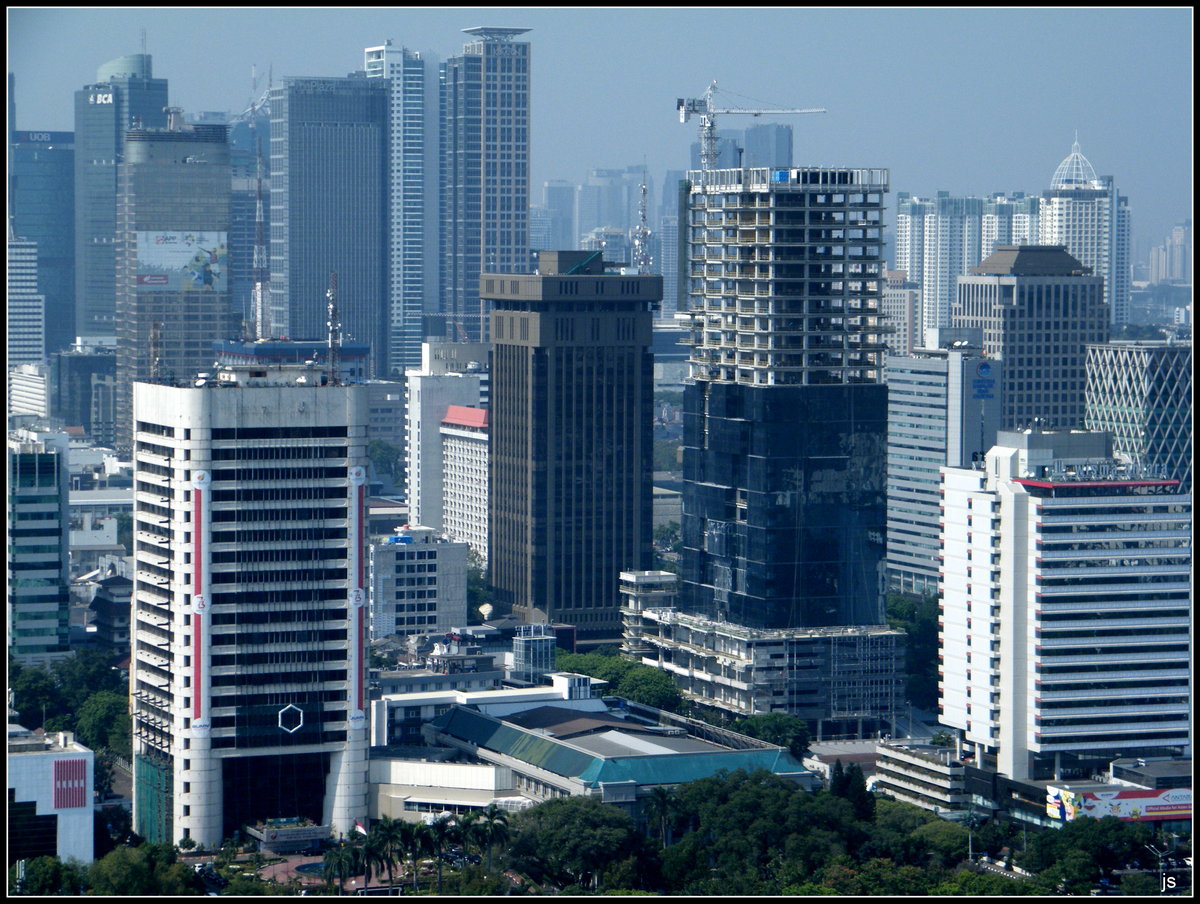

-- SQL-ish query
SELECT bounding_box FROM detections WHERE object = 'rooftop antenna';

[326,272,341,385]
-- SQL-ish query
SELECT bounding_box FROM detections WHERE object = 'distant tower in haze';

[1039,139,1131,326]
[440,26,532,342]
[7,236,45,365]
[74,54,168,340]
[742,123,792,168]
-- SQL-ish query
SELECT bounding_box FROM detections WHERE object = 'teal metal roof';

[429,706,806,788]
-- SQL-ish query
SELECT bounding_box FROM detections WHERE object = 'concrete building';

[49,340,117,446]
[7,237,45,365]
[954,245,1107,430]
[74,53,168,340]
[404,341,487,530]
[8,127,75,358]
[268,76,388,374]
[7,727,94,865]
[981,193,1039,259]
[940,429,1191,782]
[7,429,72,664]
[1149,221,1191,285]
[871,741,968,815]
[678,166,889,633]
[1084,339,1193,492]
[114,118,238,450]
[130,364,370,846]
[621,571,903,738]
[1039,139,1131,326]
[368,526,469,640]
[8,362,51,419]
[364,41,441,376]
[881,269,920,356]
[884,330,1003,597]
[542,179,577,252]
[440,27,531,342]
[211,339,370,383]
[742,123,793,168]
[485,251,659,641]
[440,405,489,561]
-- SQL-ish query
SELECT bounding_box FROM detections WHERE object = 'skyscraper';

[7,236,45,365]
[981,192,1039,259]
[268,76,388,373]
[114,116,237,449]
[940,429,1190,781]
[742,123,793,168]
[130,364,370,846]
[440,26,531,342]
[542,179,577,252]
[954,245,1107,430]
[486,251,659,641]
[74,54,168,340]
[364,41,441,376]
[1039,139,1131,327]
[678,165,889,631]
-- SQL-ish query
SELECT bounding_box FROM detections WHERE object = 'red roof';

[442,406,488,429]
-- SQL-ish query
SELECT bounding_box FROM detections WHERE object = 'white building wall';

[7,734,95,864]
[404,370,482,529]
[440,423,489,561]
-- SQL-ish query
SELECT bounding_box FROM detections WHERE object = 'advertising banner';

[136,231,228,293]
[1047,786,1191,822]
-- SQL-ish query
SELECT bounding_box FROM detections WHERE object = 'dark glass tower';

[485,251,660,642]
[73,54,168,340]
[679,167,891,631]
[268,76,388,375]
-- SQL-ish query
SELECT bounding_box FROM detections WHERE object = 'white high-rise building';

[940,429,1191,781]
[130,364,370,846]
[364,41,441,376]
[368,526,468,639]
[440,405,489,562]
[981,193,1039,259]
[1039,139,1131,327]
[8,237,45,365]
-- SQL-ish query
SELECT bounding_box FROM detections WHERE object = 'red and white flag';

[354,820,368,835]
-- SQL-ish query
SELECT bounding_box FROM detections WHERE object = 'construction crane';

[677,81,826,173]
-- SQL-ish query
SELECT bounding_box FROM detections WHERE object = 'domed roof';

[1050,138,1099,189]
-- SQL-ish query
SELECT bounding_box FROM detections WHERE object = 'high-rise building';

[542,179,577,252]
[7,428,72,665]
[486,251,659,641]
[368,526,468,639]
[440,26,531,342]
[114,118,237,450]
[49,341,117,445]
[954,245,1107,430]
[8,126,75,358]
[940,428,1191,781]
[74,54,168,340]
[1084,339,1193,491]
[364,41,441,376]
[130,364,370,846]
[657,214,681,317]
[880,269,920,356]
[440,405,489,561]
[1039,139,1131,326]
[7,236,45,365]
[981,193,1039,259]
[269,76,388,373]
[678,166,889,631]
[742,123,793,168]
[1149,221,1191,285]
[884,330,1003,597]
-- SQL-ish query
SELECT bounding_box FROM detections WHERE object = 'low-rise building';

[7,727,95,865]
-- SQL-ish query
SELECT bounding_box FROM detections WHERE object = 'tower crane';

[677,81,826,174]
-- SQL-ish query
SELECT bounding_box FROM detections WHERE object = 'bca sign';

[89,93,114,104]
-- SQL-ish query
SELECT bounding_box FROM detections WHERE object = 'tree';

[368,816,406,891]
[643,786,678,848]
[733,712,810,758]
[425,815,455,894]
[75,690,132,758]
[86,843,201,896]
[885,593,939,709]
[400,820,431,895]
[475,803,510,874]
[10,665,67,728]
[508,796,647,891]
[322,842,356,895]
[367,438,403,489]
[8,856,88,895]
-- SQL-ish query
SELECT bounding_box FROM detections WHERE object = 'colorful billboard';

[136,231,228,293]
[1047,786,1191,822]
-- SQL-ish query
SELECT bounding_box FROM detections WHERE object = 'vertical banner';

[348,466,368,728]
[191,469,212,737]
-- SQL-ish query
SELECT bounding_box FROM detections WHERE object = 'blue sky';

[8,7,1192,255]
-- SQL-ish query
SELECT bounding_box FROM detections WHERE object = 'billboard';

[136,231,227,293]
[1047,786,1191,823]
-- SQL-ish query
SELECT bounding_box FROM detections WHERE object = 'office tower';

[8,236,45,365]
[7,428,72,665]
[8,363,51,419]
[1039,139,1131,326]
[440,406,489,561]
[884,330,1003,597]
[368,526,468,639]
[1149,221,1191,285]
[440,26,531,342]
[1085,339,1193,491]
[689,130,741,170]
[543,179,577,251]
[49,341,117,444]
[269,76,388,373]
[658,215,681,317]
[919,193,984,341]
[486,251,659,641]
[212,339,370,383]
[576,166,651,239]
[527,204,553,255]
[74,54,169,340]
[130,365,370,846]
[404,341,487,531]
[365,41,441,376]
[679,166,889,632]
[742,123,793,168]
[981,193,1039,259]
[8,126,75,358]
[880,269,920,356]
[940,428,1190,781]
[954,245,1107,430]
[114,117,237,450]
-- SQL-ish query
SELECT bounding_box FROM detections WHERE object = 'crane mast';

[677,81,826,174]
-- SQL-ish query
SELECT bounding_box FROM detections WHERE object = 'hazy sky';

[8,7,1192,255]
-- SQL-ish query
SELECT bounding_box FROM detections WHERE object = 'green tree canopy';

[74,690,132,759]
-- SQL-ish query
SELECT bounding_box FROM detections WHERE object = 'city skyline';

[7,8,1192,254]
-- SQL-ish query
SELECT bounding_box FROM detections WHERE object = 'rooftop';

[970,245,1092,277]
[1050,139,1101,189]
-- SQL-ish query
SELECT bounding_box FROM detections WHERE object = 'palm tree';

[476,803,510,874]
[643,786,677,848]
[456,810,482,862]
[427,815,455,894]
[370,816,406,892]
[401,819,430,895]
[350,830,387,892]
[322,841,356,895]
